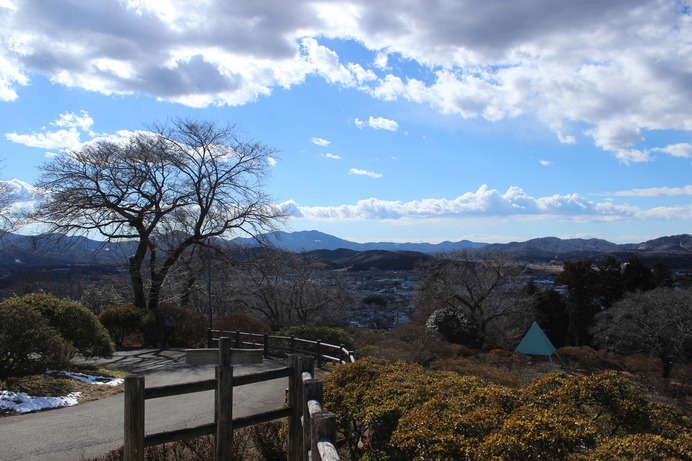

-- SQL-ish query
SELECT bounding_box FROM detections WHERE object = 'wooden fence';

[208,329,356,367]
[124,337,339,461]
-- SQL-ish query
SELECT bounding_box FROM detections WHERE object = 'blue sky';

[0,0,691,244]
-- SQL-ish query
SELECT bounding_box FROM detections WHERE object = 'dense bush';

[324,360,692,461]
[213,313,272,335]
[99,305,145,346]
[0,302,73,378]
[142,304,207,348]
[277,325,355,350]
[0,293,113,359]
[355,323,458,366]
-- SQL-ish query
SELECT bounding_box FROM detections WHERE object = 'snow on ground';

[0,370,124,414]
[0,391,82,414]
[45,370,124,386]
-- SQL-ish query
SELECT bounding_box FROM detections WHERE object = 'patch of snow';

[46,370,124,386]
[0,370,123,414]
[0,391,81,414]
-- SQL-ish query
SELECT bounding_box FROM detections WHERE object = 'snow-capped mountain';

[1,179,44,212]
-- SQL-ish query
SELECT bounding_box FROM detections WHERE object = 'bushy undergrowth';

[0,293,113,378]
[99,305,145,346]
[323,358,692,461]
[277,325,355,351]
[142,304,207,348]
[86,422,286,461]
[213,312,272,335]
[0,303,72,378]
[0,293,114,359]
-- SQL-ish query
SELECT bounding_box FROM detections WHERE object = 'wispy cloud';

[355,116,398,131]
[539,160,552,166]
[5,111,94,149]
[651,143,692,158]
[349,168,382,178]
[325,153,341,159]
[286,185,692,222]
[613,185,692,197]
[311,137,331,147]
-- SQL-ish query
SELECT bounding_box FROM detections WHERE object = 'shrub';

[569,433,692,460]
[0,302,73,378]
[249,421,286,461]
[277,325,355,350]
[99,305,145,346]
[476,405,599,460]
[0,293,113,359]
[142,305,207,348]
[213,313,272,335]
[325,360,691,461]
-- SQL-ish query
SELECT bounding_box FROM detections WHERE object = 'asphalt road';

[0,349,290,461]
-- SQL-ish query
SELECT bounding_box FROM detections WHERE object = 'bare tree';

[35,119,285,310]
[228,248,352,328]
[414,249,522,348]
[0,180,12,240]
[592,288,692,378]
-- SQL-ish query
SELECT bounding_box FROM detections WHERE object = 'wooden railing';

[124,337,339,461]
[208,329,356,367]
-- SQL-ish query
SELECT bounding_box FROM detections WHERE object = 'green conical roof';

[515,322,557,356]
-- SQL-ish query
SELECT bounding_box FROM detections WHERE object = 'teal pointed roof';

[515,322,557,357]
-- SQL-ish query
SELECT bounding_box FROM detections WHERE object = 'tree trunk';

[129,256,147,309]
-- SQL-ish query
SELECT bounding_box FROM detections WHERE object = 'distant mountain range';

[231,230,486,253]
[1,230,691,270]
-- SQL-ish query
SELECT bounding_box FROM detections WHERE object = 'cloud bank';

[1,0,691,162]
[286,185,692,222]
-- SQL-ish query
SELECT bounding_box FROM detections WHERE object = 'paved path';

[0,349,290,461]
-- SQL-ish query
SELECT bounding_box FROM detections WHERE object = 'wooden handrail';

[124,339,340,461]
[209,329,356,365]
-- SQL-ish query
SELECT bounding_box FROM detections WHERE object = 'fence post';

[263,333,269,358]
[124,375,145,461]
[303,378,323,459]
[311,411,337,461]
[288,355,314,461]
[339,344,345,363]
[216,337,233,461]
[290,336,296,354]
[234,330,241,348]
[316,340,323,369]
[207,328,214,348]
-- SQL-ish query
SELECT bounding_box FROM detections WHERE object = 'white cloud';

[652,143,692,158]
[288,184,692,222]
[1,0,691,161]
[325,153,341,159]
[267,157,277,166]
[354,116,398,131]
[349,168,382,178]
[367,116,398,131]
[613,185,692,197]
[311,137,331,147]
[5,111,94,149]
[539,160,552,166]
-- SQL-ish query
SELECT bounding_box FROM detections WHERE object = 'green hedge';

[0,302,73,378]
[277,325,355,350]
[0,293,113,359]
[99,305,144,346]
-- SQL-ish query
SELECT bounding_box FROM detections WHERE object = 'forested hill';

[0,231,690,270]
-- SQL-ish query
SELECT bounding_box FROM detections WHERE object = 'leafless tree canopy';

[36,119,286,309]
[226,248,353,329]
[414,249,522,347]
[592,287,692,378]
